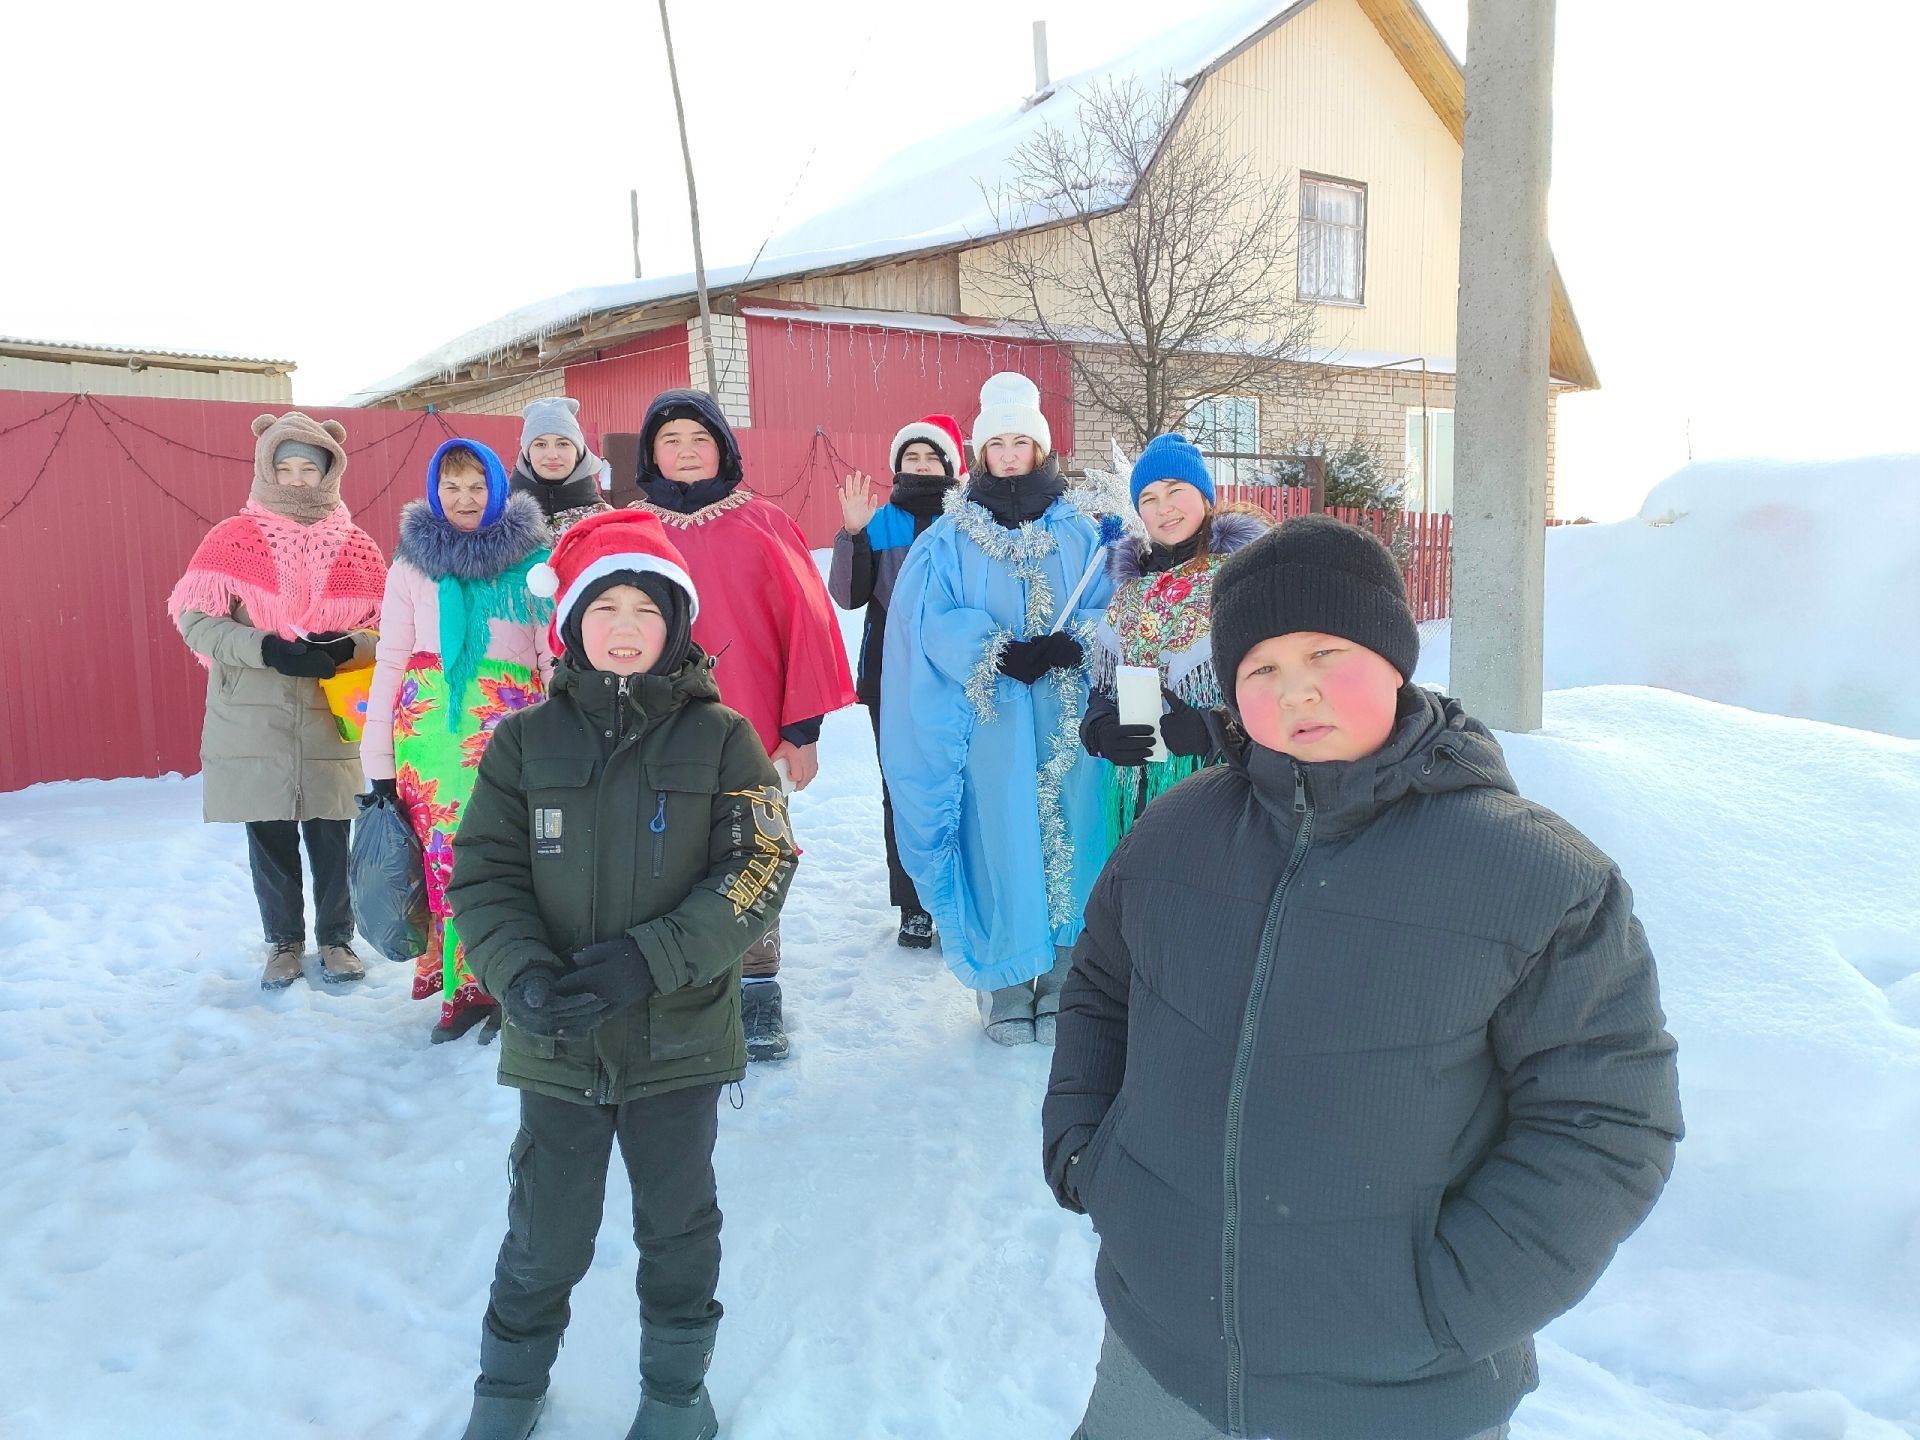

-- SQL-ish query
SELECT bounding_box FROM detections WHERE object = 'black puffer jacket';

[1043,688,1682,1440]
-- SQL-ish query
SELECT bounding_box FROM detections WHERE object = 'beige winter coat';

[177,604,376,823]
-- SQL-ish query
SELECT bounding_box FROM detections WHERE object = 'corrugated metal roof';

[0,336,295,370]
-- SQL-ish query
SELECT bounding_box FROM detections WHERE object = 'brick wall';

[687,316,750,428]
[1066,347,1560,516]
[444,369,567,417]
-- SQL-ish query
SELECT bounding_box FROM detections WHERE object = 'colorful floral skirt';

[391,652,543,1023]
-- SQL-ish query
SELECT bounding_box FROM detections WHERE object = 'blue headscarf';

[426,437,511,529]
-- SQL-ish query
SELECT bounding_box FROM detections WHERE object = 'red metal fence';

[0,390,523,790]
[1219,483,1455,624]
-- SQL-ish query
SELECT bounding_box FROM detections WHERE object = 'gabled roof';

[0,336,294,374]
[348,0,1595,404]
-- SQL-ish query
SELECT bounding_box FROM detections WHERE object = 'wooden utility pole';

[1451,0,1555,731]
[657,0,717,393]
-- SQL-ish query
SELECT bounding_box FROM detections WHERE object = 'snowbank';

[1422,454,1920,739]
[3,669,1917,1435]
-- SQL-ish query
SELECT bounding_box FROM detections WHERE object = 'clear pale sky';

[3,0,1911,520]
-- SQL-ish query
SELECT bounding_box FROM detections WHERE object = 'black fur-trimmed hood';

[395,491,550,580]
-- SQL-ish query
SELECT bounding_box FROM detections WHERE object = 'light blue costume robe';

[879,488,1116,990]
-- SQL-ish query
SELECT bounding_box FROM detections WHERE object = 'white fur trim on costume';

[971,372,1051,457]
[553,553,701,633]
[890,421,963,476]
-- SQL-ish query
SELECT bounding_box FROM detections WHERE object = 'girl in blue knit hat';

[1080,432,1270,840]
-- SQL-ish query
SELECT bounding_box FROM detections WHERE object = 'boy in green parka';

[448,509,796,1440]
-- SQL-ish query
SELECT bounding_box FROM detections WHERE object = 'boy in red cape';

[628,388,855,1060]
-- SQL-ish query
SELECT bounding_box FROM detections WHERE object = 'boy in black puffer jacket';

[1044,516,1683,1440]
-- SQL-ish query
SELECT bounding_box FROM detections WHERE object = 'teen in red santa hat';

[827,412,967,951]
[448,505,795,1440]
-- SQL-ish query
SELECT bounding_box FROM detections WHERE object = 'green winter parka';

[449,648,796,1104]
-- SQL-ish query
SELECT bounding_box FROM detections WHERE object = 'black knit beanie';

[561,569,693,676]
[1210,514,1420,705]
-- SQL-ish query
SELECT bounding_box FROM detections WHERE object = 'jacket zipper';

[650,791,668,878]
[1221,764,1315,1437]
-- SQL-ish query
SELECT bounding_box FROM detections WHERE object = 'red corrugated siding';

[0,391,522,790]
[740,315,1074,548]
[565,329,692,440]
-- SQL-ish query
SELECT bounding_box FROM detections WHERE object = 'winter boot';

[979,984,1036,1046]
[1032,947,1074,1046]
[317,942,366,985]
[626,1332,719,1440]
[261,941,304,990]
[741,978,789,1063]
[461,1324,560,1440]
[896,907,935,950]
[432,1003,494,1045]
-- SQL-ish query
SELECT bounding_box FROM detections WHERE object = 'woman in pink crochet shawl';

[168,412,387,991]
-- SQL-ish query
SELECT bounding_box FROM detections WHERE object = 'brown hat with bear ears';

[249,412,350,523]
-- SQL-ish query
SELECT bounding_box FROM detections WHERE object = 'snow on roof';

[0,336,294,368]
[344,0,1308,405]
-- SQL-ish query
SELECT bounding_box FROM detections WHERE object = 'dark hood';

[1230,686,1518,839]
[546,642,720,729]
[636,388,744,514]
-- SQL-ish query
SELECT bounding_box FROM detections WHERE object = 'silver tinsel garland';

[946,492,1102,930]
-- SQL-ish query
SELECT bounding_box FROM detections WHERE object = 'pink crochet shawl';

[168,500,386,663]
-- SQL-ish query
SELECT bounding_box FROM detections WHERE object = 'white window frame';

[1298,173,1367,306]
[1404,408,1455,514]
[1183,395,1262,487]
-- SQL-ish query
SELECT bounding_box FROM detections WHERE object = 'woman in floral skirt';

[362,438,553,1041]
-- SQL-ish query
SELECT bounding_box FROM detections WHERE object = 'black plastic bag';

[350,790,429,963]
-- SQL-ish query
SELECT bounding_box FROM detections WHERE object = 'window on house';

[1404,409,1454,514]
[1184,395,1261,487]
[1299,175,1366,304]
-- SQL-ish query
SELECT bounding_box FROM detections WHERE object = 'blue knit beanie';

[1130,432,1216,509]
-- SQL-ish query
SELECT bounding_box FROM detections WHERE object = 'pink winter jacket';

[361,501,554,780]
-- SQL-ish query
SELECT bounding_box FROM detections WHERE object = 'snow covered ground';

[1419,455,1920,740]
[5,548,1920,1438]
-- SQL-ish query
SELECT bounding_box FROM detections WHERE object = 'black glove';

[997,632,1084,685]
[260,633,337,679]
[1159,690,1216,760]
[368,777,399,802]
[305,631,359,664]
[1084,712,1156,767]
[503,965,607,1037]
[551,935,658,1014]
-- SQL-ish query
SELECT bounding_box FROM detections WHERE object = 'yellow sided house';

[352,0,1594,529]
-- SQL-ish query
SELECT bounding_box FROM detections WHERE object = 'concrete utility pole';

[1451,0,1555,732]
[658,0,718,393]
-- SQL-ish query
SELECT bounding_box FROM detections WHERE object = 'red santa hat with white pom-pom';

[527,509,700,652]
[889,412,968,478]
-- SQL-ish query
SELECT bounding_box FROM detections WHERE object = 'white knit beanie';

[970,372,1051,458]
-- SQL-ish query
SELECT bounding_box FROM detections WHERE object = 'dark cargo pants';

[480,1084,724,1400]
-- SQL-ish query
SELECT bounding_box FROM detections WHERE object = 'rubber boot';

[979,984,1036,1046]
[460,1323,560,1440]
[625,1332,719,1440]
[1032,947,1073,1046]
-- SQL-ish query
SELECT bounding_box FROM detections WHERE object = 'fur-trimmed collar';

[396,491,549,580]
[1106,508,1268,586]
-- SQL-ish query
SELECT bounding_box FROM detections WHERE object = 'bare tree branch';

[976,77,1321,450]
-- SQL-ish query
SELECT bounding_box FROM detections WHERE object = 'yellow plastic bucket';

[320,660,376,744]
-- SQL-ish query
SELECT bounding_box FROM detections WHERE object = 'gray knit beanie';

[1211,514,1420,704]
[271,440,333,474]
[520,397,586,460]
